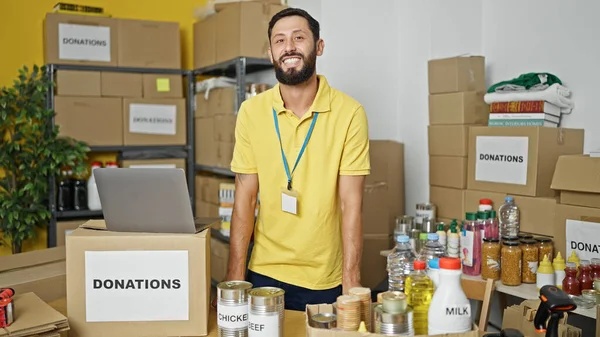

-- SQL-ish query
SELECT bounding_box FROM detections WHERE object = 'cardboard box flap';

[2,292,68,335]
[80,219,107,230]
[551,155,600,193]
[78,218,220,235]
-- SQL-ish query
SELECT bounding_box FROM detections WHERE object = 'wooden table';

[48,297,307,337]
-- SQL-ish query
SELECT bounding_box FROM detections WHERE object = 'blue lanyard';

[272,108,319,190]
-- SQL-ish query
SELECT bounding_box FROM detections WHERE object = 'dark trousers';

[247,270,342,311]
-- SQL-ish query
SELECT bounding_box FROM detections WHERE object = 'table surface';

[48,297,307,337]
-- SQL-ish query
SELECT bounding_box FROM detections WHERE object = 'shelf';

[211,228,230,244]
[193,57,273,77]
[56,209,103,220]
[196,165,236,177]
[48,63,186,75]
[89,145,189,153]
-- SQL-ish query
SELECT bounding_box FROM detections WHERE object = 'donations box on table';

[66,219,215,337]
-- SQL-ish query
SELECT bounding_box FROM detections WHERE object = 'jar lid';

[503,240,520,246]
[479,199,493,205]
[483,238,500,243]
[502,235,519,241]
[535,237,553,243]
[520,239,538,245]
[517,233,534,239]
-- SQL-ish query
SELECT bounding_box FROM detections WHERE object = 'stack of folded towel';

[484,72,574,127]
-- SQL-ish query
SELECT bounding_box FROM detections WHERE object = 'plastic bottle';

[420,233,446,266]
[499,196,520,237]
[419,232,428,255]
[488,210,500,239]
[436,223,447,249]
[536,255,555,290]
[387,235,416,292]
[447,223,460,258]
[405,260,434,335]
[552,252,566,289]
[462,212,482,276]
[428,257,472,335]
[591,258,600,280]
[87,162,103,211]
[562,262,580,296]
[427,258,440,289]
[567,251,580,275]
[478,199,493,212]
[578,260,593,290]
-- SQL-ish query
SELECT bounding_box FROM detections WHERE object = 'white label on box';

[129,164,177,169]
[85,250,189,322]
[475,136,529,185]
[566,219,600,261]
[218,303,248,329]
[129,104,177,135]
[58,23,111,62]
[248,312,279,337]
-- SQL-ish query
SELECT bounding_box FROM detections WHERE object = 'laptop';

[93,167,216,234]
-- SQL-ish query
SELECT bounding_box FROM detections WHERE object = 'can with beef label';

[415,203,436,225]
[248,287,285,337]
[217,281,253,337]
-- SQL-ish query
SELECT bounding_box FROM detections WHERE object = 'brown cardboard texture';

[430,186,466,220]
[54,96,123,146]
[117,18,181,69]
[428,56,486,94]
[101,71,143,97]
[123,98,186,146]
[121,158,186,173]
[430,156,467,189]
[512,195,558,237]
[428,125,469,157]
[215,114,237,143]
[193,14,218,69]
[217,141,235,168]
[56,70,101,96]
[429,92,489,125]
[501,299,581,337]
[44,13,118,66]
[57,220,87,246]
[0,247,66,303]
[0,292,69,336]
[195,117,219,166]
[196,175,234,205]
[306,304,479,337]
[362,235,393,289]
[554,204,600,259]
[551,154,600,208]
[210,237,229,283]
[142,74,184,98]
[66,219,214,337]
[467,126,584,197]
[196,200,220,218]
[195,87,237,118]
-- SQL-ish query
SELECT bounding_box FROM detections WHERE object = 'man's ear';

[316,39,325,56]
[268,48,274,64]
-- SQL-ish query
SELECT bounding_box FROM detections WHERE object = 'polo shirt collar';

[272,75,332,114]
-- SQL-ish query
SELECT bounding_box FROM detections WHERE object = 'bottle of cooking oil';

[404,259,434,335]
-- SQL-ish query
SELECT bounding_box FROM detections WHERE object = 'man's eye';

[295,36,304,40]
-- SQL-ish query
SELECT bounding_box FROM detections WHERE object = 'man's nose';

[283,40,296,53]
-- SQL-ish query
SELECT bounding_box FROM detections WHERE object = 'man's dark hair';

[268,8,320,43]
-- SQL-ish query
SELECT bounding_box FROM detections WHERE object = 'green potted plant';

[0,65,89,254]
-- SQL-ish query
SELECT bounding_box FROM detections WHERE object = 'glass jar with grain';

[536,237,554,263]
[520,239,539,284]
[482,238,501,281]
[501,241,522,286]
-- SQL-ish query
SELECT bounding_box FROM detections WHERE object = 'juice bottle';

[578,260,593,290]
[562,262,580,296]
[404,260,434,335]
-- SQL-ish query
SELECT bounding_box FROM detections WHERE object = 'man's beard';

[273,48,317,86]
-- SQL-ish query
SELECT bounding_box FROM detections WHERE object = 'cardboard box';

[430,156,467,189]
[193,15,217,69]
[57,220,87,246]
[101,72,142,97]
[66,220,212,337]
[143,74,184,98]
[2,292,70,336]
[194,87,237,118]
[464,189,507,213]
[551,155,600,208]
[0,247,66,303]
[512,195,558,237]
[117,19,181,69]
[364,141,405,235]
[430,186,466,220]
[195,117,218,166]
[210,237,229,283]
[306,304,479,337]
[196,200,220,218]
[467,126,584,197]
[502,299,581,337]
[429,91,488,125]
[362,235,393,289]
[123,98,187,146]
[554,204,600,262]
[196,175,234,205]
[217,142,235,168]
[428,125,469,156]
[54,96,123,146]
[214,114,237,143]
[56,70,101,96]
[44,13,118,66]
[428,56,486,94]
[121,158,186,173]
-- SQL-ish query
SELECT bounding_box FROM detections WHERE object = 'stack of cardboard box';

[427,56,488,223]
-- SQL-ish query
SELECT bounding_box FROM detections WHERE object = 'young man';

[225,7,370,311]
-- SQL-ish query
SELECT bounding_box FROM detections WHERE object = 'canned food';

[374,304,414,336]
[310,312,337,329]
[248,287,285,337]
[217,281,253,337]
[415,203,436,225]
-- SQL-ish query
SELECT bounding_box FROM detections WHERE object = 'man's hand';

[339,175,366,295]
[342,275,362,295]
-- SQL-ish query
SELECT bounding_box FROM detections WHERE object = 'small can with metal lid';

[374,303,414,336]
[217,281,253,337]
[248,287,285,337]
[310,312,337,329]
[415,203,436,226]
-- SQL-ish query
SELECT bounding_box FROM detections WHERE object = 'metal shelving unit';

[45,63,195,247]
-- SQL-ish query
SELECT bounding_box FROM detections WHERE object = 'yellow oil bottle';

[404,259,434,335]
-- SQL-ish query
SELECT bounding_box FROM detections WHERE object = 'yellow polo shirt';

[231,75,370,290]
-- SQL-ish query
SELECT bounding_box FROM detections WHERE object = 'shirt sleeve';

[230,104,258,174]
[339,104,371,176]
